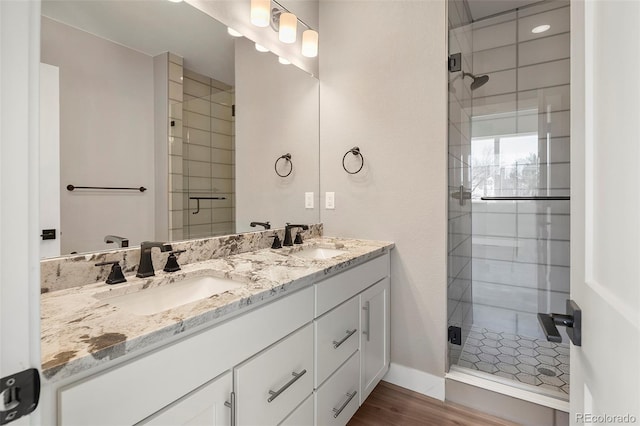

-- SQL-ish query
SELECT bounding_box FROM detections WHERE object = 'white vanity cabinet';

[55,251,391,426]
[360,277,390,402]
[139,371,232,426]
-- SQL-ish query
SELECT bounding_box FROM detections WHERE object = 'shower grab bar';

[481,196,570,201]
[67,185,146,192]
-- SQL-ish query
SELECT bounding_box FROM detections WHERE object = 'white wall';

[41,17,155,254]
[319,0,448,396]
[235,37,320,231]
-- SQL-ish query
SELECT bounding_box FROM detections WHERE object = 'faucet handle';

[163,250,186,273]
[294,231,304,244]
[270,234,282,249]
[95,260,127,285]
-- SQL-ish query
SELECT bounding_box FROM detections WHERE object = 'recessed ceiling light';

[278,57,291,65]
[531,24,550,34]
[255,43,269,53]
[227,28,242,37]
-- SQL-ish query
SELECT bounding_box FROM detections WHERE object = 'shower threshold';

[452,326,569,399]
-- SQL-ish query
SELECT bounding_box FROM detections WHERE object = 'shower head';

[462,71,489,90]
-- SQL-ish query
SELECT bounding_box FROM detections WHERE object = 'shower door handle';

[537,299,582,346]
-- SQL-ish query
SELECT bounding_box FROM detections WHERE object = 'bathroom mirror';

[39,0,320,257]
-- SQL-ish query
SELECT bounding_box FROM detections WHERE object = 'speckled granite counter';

[41,237,394,382]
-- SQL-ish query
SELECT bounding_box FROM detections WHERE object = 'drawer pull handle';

[224,391,236,426]
[332,391,357,418]
[363,302,370,342]
[333,329,357,349]
[267,369,307,403]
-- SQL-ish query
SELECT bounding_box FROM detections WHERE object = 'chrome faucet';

[104,235,129,248]
[136,241,173,278]
[283,224,309,247]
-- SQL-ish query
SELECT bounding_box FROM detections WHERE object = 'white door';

[570,0,640,424]
[0,1,43,425]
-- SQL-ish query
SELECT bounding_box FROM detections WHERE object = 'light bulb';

[251,0,270,27]
[279,12,297,44]
[278,57,291,65]
[255,43,269,53]
[301,29,318,58]
[227,27,242,37]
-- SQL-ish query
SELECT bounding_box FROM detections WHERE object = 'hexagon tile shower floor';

[457,326,570,396]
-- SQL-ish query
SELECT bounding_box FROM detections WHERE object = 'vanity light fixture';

[301,29,318,58]
[227,27,243,37]
[531,24,551,34]
[167,0,183,2]
[251,0,271,27]
[278,57,291,65]
[278,12,297,43]
[255,43,269,53]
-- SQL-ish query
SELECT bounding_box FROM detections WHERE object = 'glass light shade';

[278,57,291,65]
[227,27,242,37]
[251,0,270,27]
[167,0,183,3]
[301,29,318,57]
[255,43,269,53]
[279,12,297,44]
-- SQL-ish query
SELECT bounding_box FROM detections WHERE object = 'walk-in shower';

[447,0,570,400]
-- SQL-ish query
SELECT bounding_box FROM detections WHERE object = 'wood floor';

[348,381,519,426]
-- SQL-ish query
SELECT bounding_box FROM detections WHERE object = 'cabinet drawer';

[315,351,360,426]
[235,324,314,426]
[278,394,313,426]
[315,296,359,387]
[315,253,389,316]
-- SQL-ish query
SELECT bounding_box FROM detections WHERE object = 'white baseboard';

[382,362,445,401]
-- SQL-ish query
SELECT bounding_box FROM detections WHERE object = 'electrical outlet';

[325,192,335,209]
[305,192,314,209]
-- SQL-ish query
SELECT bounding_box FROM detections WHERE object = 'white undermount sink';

[99,275,242,316]
[292,247,347,260]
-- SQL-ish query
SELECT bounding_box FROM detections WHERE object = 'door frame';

[0,1,43,424]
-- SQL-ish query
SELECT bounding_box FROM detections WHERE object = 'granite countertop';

[41,237,394,382]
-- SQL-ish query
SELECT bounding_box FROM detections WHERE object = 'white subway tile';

[472,258,570,292]
[189,207,213,225]
[518,6,570,41]
[472,236,570,266]
[184,97,210,116]
[473,20,516,51]
[472,115,517,137]
[185,128,211,147]
[472,69,516,97]
[472,212,517,237]
[186,143,211,161]
[183,77,211,99]
[184,111,211,132]
[212,163,233,179]
[518,33,569,67]
[188,176,212,191]
[517,213,570,240]
[541,110,570,138]
[473,45,516,74]
[169,61,183,84]
[518,84,570,113]
[186,160,212,178]
[518,59,570,91]
[211,117,233,136]
[212,148,233,165]
[184,68,211,86]
[211,133,233,150]
[169,81,183,102]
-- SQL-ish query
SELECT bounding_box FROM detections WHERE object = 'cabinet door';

[139,371,232,426]
[360,277,390,402]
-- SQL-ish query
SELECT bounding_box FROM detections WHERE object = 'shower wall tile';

[472,213,570,241]
[472,237,570,267]
[518,59,570,91]
[169,61,183,84]
[471,69,516,98]
[473,20,517,51]
[472,281,567,314]
[518,6,570,39]
[472,258,570,293]
[518,33,570,67]
[471,93,517,117]
[169,81,183,102]
[473,45,516,75]
[518,84,570,113]
[543,111,571,138]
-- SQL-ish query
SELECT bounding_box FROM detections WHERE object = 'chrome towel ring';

[275,153,293,177]
[342,147,364,174]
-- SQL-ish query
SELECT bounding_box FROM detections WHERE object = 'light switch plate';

[305,192,314,209]
[325,192,335,209]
